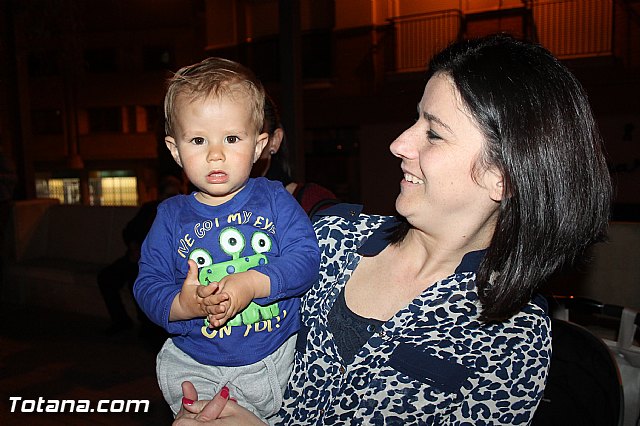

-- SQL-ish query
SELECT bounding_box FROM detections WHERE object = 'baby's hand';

[196,280,219,298]
[203,273,256,328]
[201,291,230,328]
[170,260,216,321]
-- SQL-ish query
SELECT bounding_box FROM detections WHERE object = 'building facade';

[1,0,638,216]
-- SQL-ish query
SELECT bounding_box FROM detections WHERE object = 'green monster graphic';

[189,227,279,327]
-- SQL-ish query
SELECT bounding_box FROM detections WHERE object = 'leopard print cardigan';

[275,209,551,425]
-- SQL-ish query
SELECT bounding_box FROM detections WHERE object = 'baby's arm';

[248,188,320,302]
[134,201,215,333]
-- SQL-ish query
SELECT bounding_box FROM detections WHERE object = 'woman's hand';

[173,381,267,425]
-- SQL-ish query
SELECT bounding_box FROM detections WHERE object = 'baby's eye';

[225,135,239,144]
[191,137,206,145]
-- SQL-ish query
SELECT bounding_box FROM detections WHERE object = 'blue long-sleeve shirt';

[134,177,320,367]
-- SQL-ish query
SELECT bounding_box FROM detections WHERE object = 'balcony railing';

[391,10,462,73]
[390,0,638,73]
[532,0,614,59]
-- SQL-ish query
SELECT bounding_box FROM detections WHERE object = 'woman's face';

[390,73,503,239]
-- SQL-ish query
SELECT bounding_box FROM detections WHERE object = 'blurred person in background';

[252,94,339,218]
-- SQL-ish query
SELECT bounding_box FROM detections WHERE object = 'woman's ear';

[491,180,505,202]
[165,136,183,167]
[484,167,505,202]
[269,128,284,154]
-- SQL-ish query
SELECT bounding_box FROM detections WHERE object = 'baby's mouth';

[206,171,229,184]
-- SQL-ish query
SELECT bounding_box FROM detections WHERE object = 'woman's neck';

[393,231,465,285]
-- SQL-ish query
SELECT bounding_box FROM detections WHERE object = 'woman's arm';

[445,316,551,424]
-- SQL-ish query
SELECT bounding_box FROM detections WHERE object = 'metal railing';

[532,0,614,59]
[390,0,639,73]
[391,10,462,73]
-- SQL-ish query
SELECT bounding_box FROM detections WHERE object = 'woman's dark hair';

[263,92,281,135]
[391,34,612,321]
[261,94,293,185]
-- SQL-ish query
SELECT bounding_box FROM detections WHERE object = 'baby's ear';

[254,132,269,163]
[165,136,182,167]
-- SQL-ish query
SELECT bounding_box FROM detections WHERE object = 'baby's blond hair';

[164,57,265,137]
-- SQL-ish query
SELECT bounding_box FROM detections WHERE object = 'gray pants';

[156,334,296,420]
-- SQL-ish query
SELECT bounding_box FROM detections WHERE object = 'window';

[36,177,81,204]
[248,38,280,82]
[31,109,64,135]
[122,105,161,133]
[87,107,122,133]
[143,105,161,133]
[88,171,137,206]
[83,48,118,73]
[245,30,332,82]
[142,46,175,71]
[302,30,332,80]
[28,51,60,78]
[35,171,138,206]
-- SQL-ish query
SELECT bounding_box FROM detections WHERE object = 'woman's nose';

[390,126,417,159]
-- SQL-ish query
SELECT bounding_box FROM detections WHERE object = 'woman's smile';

[403,172,424,185]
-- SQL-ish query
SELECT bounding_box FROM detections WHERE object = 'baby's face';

[166,92,267,206]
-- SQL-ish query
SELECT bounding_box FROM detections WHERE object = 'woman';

[174,33,611,425]
[252,94,339,217]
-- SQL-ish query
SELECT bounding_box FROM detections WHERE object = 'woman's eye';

[225,135,239,144]
[427,129,442,141]
[191,137,206,145]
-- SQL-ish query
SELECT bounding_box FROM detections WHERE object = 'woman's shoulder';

[472,299,551,365]
[313,204,392,238]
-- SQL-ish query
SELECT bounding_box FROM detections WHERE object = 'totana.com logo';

[8,397,150,413]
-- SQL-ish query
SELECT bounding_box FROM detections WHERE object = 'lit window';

[35,178,81,204]
[89,171,138,206]
[35,171,138,206]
